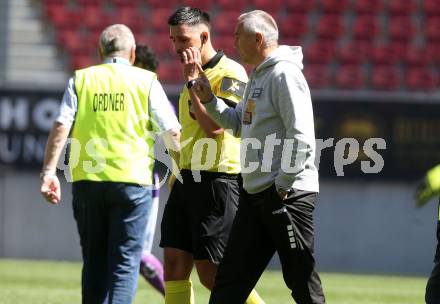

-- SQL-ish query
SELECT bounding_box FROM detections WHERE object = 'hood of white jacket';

[256,45,304,73]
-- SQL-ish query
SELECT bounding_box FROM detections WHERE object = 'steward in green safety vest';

[71,63,157,185]
[415,165,440,209]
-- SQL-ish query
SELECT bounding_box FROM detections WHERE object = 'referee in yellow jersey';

[159,7,265,304]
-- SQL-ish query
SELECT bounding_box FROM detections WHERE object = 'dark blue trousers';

[72,181,152,304]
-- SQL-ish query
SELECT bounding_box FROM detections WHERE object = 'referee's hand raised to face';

[181,47,202,81]
[191,63,214,104]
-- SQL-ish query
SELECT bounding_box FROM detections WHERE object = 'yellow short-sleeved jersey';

[179,52,248,173]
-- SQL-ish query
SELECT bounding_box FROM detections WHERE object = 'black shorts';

[160,170,240,264]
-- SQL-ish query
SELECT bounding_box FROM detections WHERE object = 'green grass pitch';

[0,259,427,303]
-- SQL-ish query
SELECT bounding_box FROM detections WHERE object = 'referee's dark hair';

[168,7,211,29]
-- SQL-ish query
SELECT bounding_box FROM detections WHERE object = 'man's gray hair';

[99,24,135,57]
[238,10,278,47]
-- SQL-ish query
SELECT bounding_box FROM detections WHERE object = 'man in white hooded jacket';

[181,9,326,304]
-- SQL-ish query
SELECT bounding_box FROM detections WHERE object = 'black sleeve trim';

[218,97,237,108]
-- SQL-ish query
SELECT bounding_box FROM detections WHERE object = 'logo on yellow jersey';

[220,77,246,97]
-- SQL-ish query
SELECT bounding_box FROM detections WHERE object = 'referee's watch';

[186,79,197,89]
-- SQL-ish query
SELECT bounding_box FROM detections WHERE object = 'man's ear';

[200,32,208,45]
[98,47,104,62]
[255,32,264,47]
[129,45,136,65]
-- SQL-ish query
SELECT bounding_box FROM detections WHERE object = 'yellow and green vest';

[70,63,156,185]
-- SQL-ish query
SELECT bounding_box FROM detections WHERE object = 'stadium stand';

[353,0,382,15]
[423,0,440,17]
[213,10,240,36]
[305,41,337,65]
[335,64,365,89]
[278,13,308,40]
[388,16,416,43]
[0,0,438,92]
[320,0,349,14]
[303,64,331,89]
[351,15,380,41]
[371,65,401,90]
[388,0,417,16]
[316,14,344,40]
[405,67,438,91]
[4,0,68,88]
[218,0,248,11]
[252,0,284,15]
[337,42,369,65]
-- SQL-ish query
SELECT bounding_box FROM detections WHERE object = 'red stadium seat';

[77,0,105,6]
[44,2,62,19]
[110,8,147,34]
[45,4,81,30]
[251,0,284,15]
[71,54,97,70]
[185,0,214,11]
[135,35,152,47]
[83,30,102,48]
[405,67,438,91]
[335,64,365,89]
[145,0,177,9]
[213,11,241,35]
[305,41,336,64]
[371,65,401,90]
[337,42,371,64]
[149,8,172,35]
[371,43,404,65]
[82,5,110,32]
[286,0,316,13]
[388,17,416,43]
[426,43,440,64]
[58,30,88,55]
[157,60,183,83]
[215,37,236,58]
[423,0,440,17]
[319,0,349,14]
[217,0,248,11]
[387,0,417,16]
[304,64,332,88]
[426,18,440,42]
[109,0,141,9]
[316,15,344,40]
[279,14,308,39]
[148,34,174,59]
[403,46,430,67]
[352,16,380,41]
[281,37,305,47]
[353,0,382,15]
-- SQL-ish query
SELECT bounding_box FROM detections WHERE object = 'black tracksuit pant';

[209,183,325,304]
[426,201,440,304]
